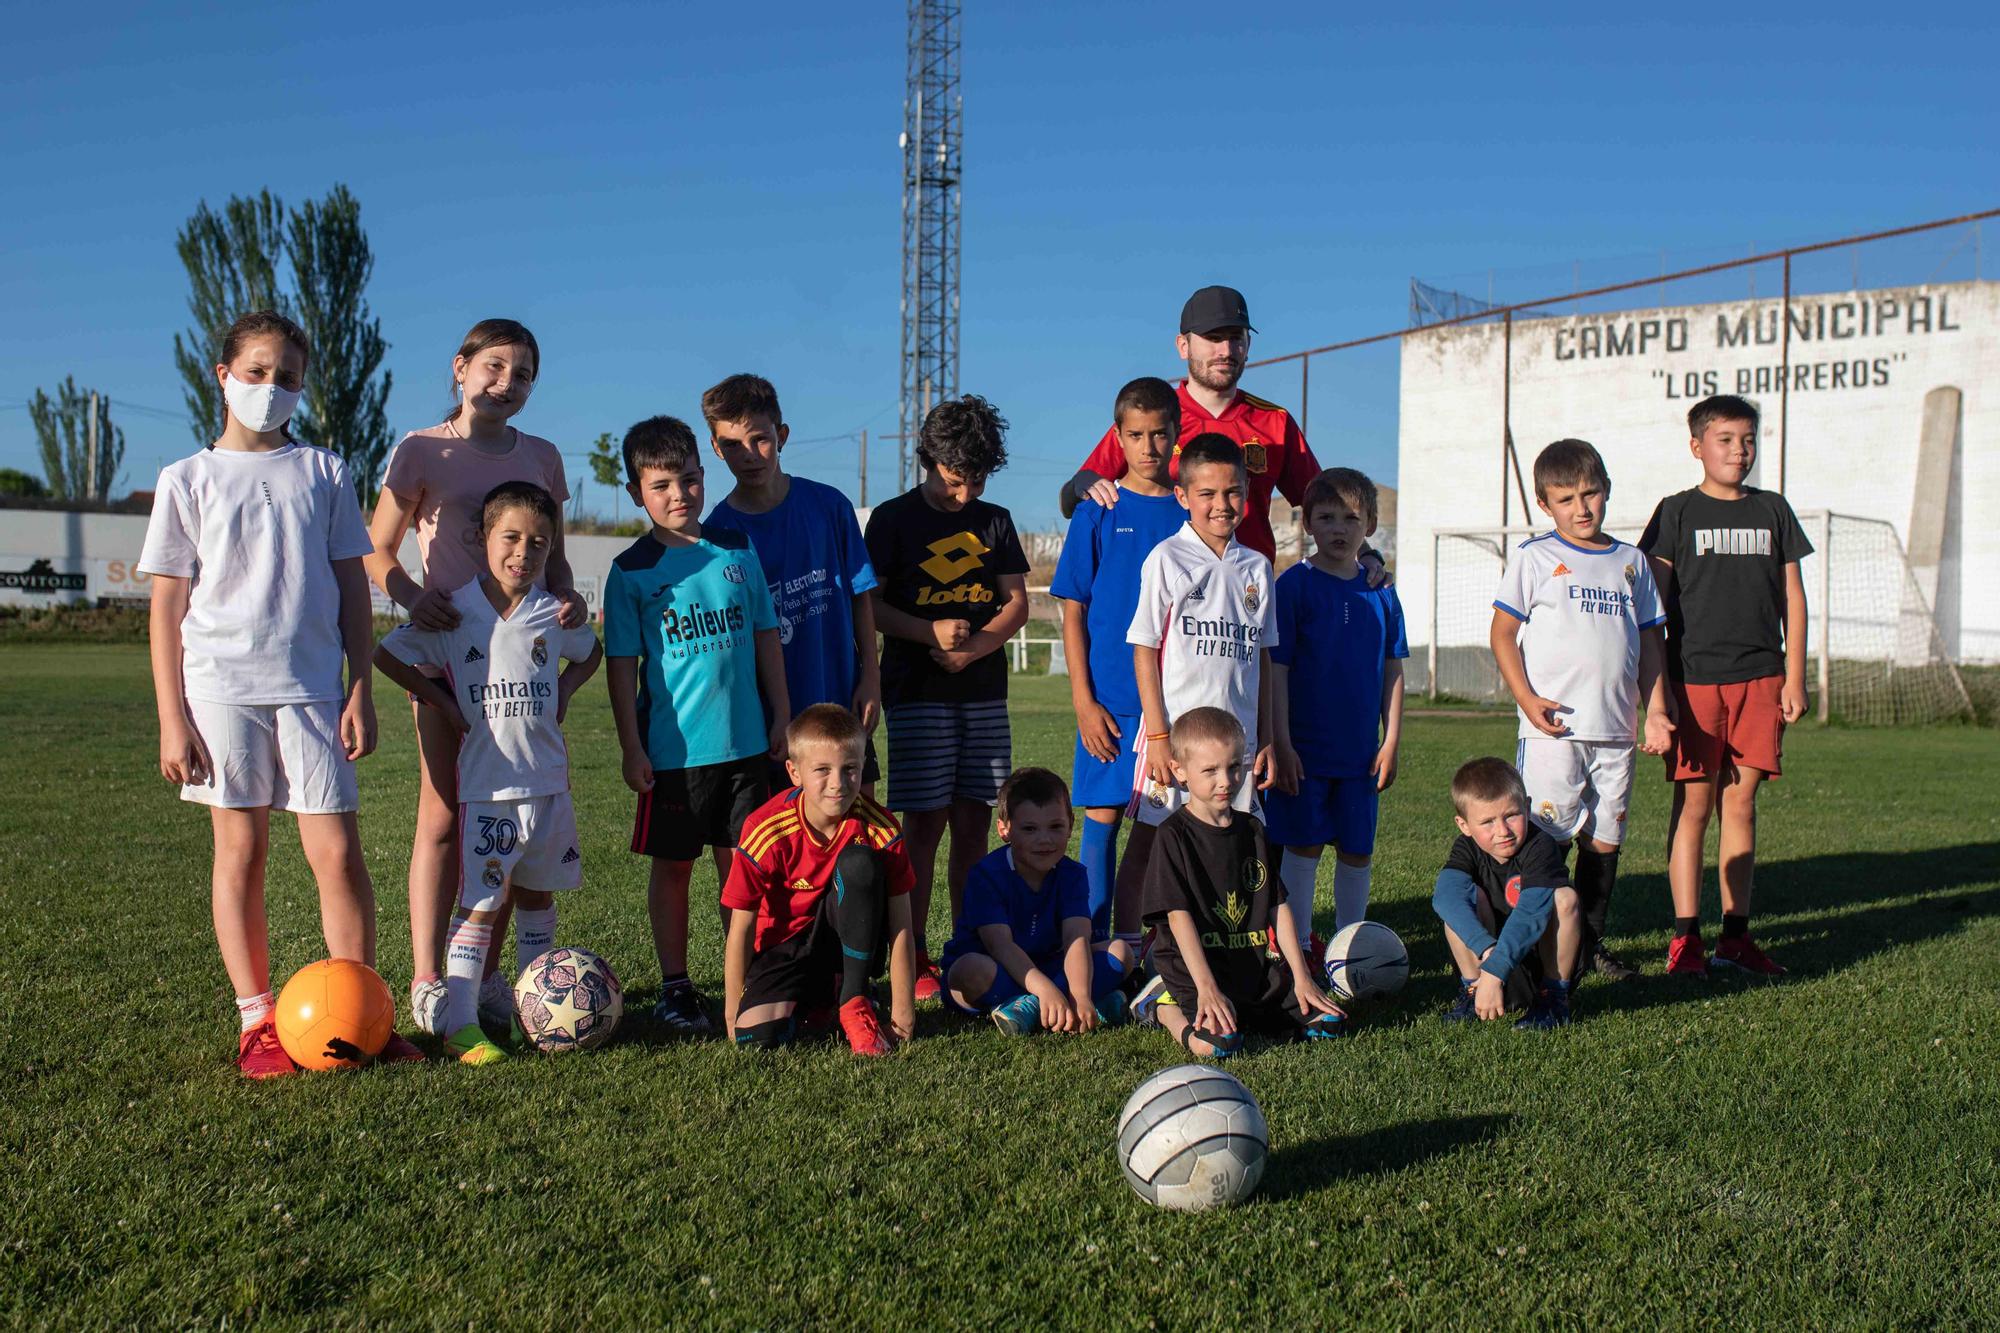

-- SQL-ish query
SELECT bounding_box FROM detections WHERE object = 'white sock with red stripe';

[516,906,556,976]
[235,990,275,1031]
[445,917,493,1034]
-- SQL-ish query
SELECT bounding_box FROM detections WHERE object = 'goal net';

[1420,513,1973,725]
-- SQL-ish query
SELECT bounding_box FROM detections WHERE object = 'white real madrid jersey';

[1493,534,1665,743]
[380,581,600,800]
[1127,524,1279,734]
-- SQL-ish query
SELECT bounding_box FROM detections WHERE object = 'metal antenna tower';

[899,0,962,487]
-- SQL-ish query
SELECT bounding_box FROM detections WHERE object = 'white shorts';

[181,699,358,814]
[1515,737,1636,847]
[459,792,582,907]
[1126,732,1260,828]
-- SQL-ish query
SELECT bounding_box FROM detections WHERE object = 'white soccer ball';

[1323,921,1410,1001]
[514,947,624,1053]
[1117,1065,1269,1211]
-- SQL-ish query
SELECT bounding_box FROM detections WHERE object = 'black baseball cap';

[1179,285,1256,336]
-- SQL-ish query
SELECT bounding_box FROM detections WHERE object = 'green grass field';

[5,644,1999,1327]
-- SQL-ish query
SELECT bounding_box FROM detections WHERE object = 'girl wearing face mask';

[364,319,584,1038]
[139,309,426,1076]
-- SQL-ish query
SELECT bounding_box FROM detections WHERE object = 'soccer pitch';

[5,644,1997,1327]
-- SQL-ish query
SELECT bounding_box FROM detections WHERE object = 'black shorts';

[631,756,767,862]
[1152,948,1308,1035]
[1473,881,1547,1009]
[766,735,880,796]
[739,889,888,1011]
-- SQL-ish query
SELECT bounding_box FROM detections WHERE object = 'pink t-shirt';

[380,425,569,590]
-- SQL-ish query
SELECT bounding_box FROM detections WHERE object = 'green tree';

[287,186,394,502]
[0,467,48,498]
[171,191,288,447]
[587,432,623,488]
[30,377,125,500]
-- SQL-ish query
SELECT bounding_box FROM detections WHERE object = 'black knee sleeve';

[1574,843,1621,942]
[832,845,888,1004]
[734,1016,796,1051]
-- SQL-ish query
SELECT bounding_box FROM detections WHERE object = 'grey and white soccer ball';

[1117,1065,1269,1210]
[1323,921,1410,1002]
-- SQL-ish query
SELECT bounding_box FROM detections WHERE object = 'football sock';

[1079,815,1119,938]
[515,906,556,975]
[1332,859,1373,933]
[1721,913,1749,940]
[1673,915,1701,940]
[660,971,690,992]
[735,1016,795,1050]
[831,845,887,1005]
[1279,851,1319,949]
[1573,844,1621,942]
[445,916,493,1034]
[235,990,275,1031]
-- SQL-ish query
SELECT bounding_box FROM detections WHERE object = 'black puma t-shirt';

[1639,486,1812,684]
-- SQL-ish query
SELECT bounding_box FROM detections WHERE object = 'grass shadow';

[1261,1113,1512,1200]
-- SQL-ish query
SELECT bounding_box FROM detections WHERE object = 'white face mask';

[222,372,303,433]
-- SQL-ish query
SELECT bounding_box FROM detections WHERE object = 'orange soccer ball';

[275,959,394,1070]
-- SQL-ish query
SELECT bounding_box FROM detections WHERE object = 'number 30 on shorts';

[472,815,519,856]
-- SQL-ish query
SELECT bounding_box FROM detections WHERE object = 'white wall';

[1397,280,1999,661]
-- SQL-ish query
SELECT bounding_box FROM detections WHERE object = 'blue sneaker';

[1131,975,1170,1029]
[990,993,1041,1036]
[1514,983,1573,1032]
[1094,990,1130,1028]
[1304,1011,1348,1041]
[1442,982,1477,1024]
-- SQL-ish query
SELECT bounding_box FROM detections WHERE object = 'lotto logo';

[915,583,994,606]
[919,532,990,583]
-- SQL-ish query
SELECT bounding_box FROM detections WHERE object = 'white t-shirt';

[1127,524,1278,733]
[379,582,599,801]
[137,444,375,705]
[1494,533,1665,742]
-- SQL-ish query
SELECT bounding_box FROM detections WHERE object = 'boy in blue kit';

[1267,468,1407,963]
[605,416,792,1035]
[865,396,1031,1002]
[1048,376,1188,939]
[1431,757,1583,1030]
[701,374,885,792]
[940,767,1135,1035]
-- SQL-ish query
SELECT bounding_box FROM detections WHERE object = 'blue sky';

[3,2,1995,529]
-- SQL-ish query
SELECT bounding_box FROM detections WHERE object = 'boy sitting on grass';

[1432,756,1583,1030]
[1132,708,1346,1058]
[939,767,1135,1035]
[722,704,918,1056]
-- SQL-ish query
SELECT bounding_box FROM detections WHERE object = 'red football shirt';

[1080,380,1320,562]
[722,787,915,952]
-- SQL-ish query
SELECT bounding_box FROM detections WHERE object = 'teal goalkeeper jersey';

[604,529,777,770]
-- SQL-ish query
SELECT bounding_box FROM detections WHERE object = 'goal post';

[1422,513,1973,725]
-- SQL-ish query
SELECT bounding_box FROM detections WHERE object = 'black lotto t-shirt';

[865,488,1030,706]
[1639,486,1813,684]
[1143,808,1284,996]
[1443,823,1572,917]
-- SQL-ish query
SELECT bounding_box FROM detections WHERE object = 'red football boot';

[1665,934,1709,979]
[912,953,943,1005]
[1713,935,1787,977]
[236,1017,299,1080]
[837,995,892,1057]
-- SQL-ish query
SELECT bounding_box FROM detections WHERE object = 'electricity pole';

[900,1,961,489]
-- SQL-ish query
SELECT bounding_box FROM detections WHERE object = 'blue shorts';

[1069,712,1142,810]
[939,946,1127,1015]
[1262,775,1379,856]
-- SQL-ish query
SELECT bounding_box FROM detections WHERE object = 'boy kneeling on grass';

[722,704,918,1056]
[1433,757,1583,1031]
[1132,707,1346,1058]
[940,767,1135,1035]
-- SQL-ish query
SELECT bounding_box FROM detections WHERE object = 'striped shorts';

[884,700,1012,813]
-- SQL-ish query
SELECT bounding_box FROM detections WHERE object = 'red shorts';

[1668,676,1786,781]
